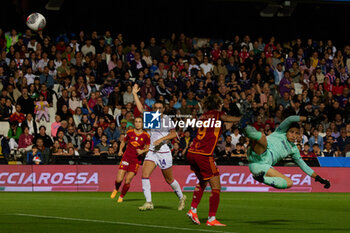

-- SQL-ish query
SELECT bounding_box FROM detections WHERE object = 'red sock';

[191,183,206,209]
[115,181,122,191]
[120,183,130,198]
[208,189,220,217]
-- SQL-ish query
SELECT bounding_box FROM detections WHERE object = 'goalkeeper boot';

[187,209,200,225]
[138,202,154,211]
[178,195,187,211]
[110,189,118,199]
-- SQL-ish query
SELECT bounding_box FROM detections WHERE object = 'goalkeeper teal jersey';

[249,116,314,176]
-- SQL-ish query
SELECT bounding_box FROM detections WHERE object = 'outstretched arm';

[132,84,144,114]
[220,114,241,123]
[293,154,315,177]
[277,115,307,133]
[293,152,330,189]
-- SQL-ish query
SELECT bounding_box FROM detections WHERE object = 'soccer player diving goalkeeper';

[243,115,330,189]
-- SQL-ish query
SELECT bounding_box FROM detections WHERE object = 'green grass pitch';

[0,192,349,233]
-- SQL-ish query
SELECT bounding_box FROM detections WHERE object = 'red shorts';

[186,152,219,181]
[119,158,140,174]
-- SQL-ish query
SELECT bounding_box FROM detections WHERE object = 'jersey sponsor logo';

[130,141,141,147]
[121,161,129,166]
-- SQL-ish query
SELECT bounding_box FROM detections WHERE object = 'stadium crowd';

[0,28,350,165]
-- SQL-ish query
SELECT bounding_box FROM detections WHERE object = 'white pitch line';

[13,213,236,233]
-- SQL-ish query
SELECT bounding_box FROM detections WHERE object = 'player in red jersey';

[110,117,150,203]
[186,95,241,226]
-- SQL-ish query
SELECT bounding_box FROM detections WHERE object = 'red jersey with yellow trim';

[188,110,225,156]
[123,129,150,163]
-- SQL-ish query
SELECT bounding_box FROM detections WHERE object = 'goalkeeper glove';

[315,175,331,189]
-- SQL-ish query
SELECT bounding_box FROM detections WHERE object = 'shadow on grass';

[244,219,296,225]
[122,199,143,202]
[153,205,174,210]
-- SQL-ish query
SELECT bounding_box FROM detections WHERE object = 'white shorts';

[144,150,173,170]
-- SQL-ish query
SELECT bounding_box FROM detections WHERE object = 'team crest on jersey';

[135,137,138,141]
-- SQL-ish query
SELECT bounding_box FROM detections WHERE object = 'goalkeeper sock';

[170,180,183,199]
[264,177,288,189]
[115,180,122,191]
[191,183,206,209]
[142,178,152,202]
[120,183,130,198]
[244,125,262,141]
[208,189,220,217]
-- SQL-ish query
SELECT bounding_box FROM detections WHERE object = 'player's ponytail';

[203,95,223,111]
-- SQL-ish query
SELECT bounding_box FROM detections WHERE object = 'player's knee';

[165,177,174,184]
[286,178,293,188]
[125,180,131,185]
[210,183,221,190]
[195,183,206,191]
[142,171,150,179]
[116,178,123,183]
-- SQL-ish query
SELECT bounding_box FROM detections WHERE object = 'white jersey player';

[132,84,186,211]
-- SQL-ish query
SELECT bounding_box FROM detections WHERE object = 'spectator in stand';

[81,37,96,56]
[95,134,110,155]
[39,66,54,89]
[7,121,22,151]
[16,87,34,116]
[252,115,265,131]
[274,63,284,86]
[279,71,293,96]
[104,121,120,144]
[231,143,246,157]
[337,128,350,155]
[22,113,37,136]
[230,127,241,147]
[179,130,192,155]
[26,145,41,165]
[323,142,336,157]
[200,56,213,75]
[300,143,316,157]
[39,84,53,107]
[9,104,25,124]
[18,126,33,155]
[130,52,147,76]
[79,141,93,156]
[218,143,233,161]
[63,125,81,150]
[312,144,323,157]
[211,42,221,62]
[35,94,50,122]
[309,129,324,151]
[0,96,11,121]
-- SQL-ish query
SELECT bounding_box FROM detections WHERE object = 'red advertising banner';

[0,165,348,192]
